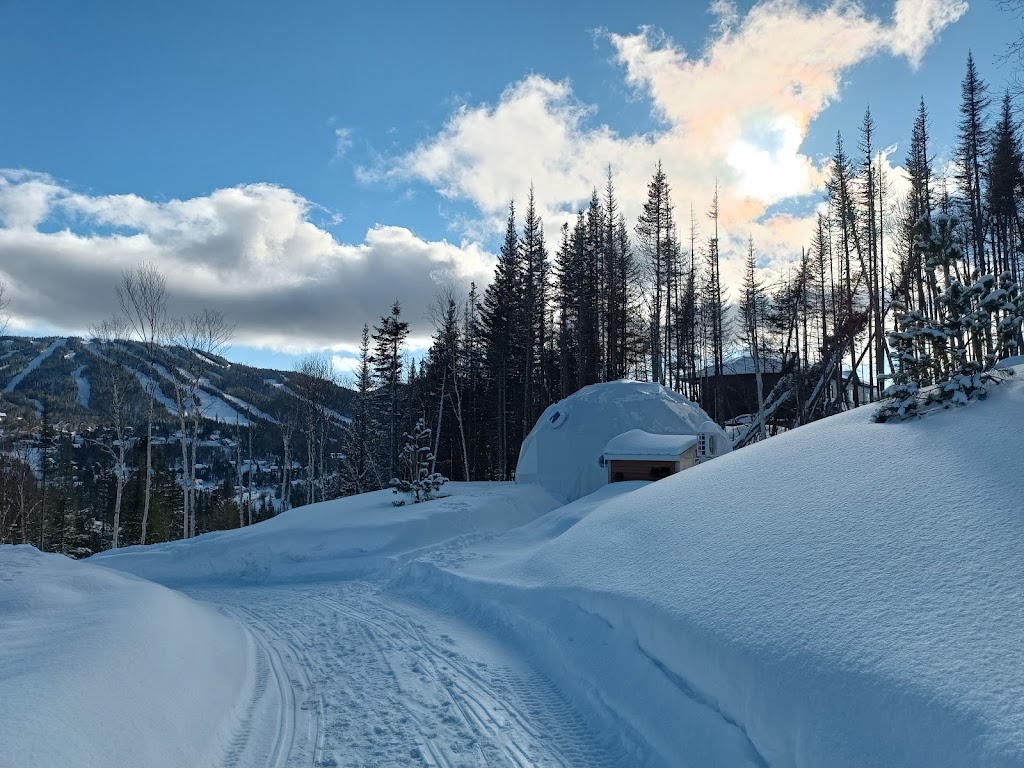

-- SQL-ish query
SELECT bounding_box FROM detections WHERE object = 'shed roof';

[603,429,698,461]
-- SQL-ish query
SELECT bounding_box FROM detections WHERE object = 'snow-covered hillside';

[7,371,1024,767]
[411,367,1024,766]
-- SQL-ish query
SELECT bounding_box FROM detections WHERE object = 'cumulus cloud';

[386,0,966,278]
[0,171,493,349]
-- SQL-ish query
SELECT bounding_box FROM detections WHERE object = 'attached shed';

[602,429,702,483]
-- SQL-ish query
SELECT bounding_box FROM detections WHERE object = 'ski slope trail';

[194,581,631,768]
[4,337,66,392]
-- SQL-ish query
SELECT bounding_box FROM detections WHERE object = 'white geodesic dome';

[515,380,730,502]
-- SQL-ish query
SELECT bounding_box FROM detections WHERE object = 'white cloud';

[331,354,361,375]
[889,0,969,66]
[385,0,966,271]
[334,127,354,159]
[0,171,493,350]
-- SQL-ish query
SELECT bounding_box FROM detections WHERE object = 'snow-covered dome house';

[515,380,731,502]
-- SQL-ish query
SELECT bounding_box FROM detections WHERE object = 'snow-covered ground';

[6,372,1024,767]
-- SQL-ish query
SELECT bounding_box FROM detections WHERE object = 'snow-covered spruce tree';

[875,299,928,420]
[389,418,448,506]
[877,212,1022,421]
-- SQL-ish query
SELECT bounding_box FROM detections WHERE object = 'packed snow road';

[195,581,629,768]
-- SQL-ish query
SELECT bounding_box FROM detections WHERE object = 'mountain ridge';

[0,335,354,431]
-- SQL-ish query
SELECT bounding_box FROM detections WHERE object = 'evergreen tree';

[986,91,1024,279]
[956,52,991,272]
[520,187,548,436]
[553,222,578,399]
[877,212,1023,421]
[341,324,382,495]
[389,417,448,505]
[739,239,770,440]
[636,164,673,384]
[701,184,728,421]
[371,300,410,482]
[479,203,522,479]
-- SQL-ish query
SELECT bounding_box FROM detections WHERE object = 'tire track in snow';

[200,583,628,767]
[213,601,320,768]
[310,584,623,767]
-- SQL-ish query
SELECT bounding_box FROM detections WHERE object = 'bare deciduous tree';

[116,263,169,545]
[88,315,138,548]
[169,309,234,538]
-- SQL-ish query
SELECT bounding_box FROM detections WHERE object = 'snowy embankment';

[0,546,250,768]
[91,481,560,587]
[400,369,1024,767]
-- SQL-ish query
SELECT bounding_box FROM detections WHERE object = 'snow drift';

[407,368,1024,767]
[0,546,249,768]
[516,380,730,502]
[90,482,559,587]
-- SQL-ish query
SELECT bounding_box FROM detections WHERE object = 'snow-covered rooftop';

[603,429,698,460]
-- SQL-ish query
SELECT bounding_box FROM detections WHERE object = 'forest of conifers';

[354,52,1022,486]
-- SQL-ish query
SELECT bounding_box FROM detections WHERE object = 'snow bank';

[0,546,249,768]
[516,380,730,502]
[408,370,1024,767]
[92,482,560,587]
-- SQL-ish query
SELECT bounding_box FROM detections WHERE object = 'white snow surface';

[91,482,560,587]
[0,546,249,768]
[603,429,699,459]
[3,337,66,393]
[516,380,730,502]
[152,363,253,426]
[131,368,179,415]
[72,363,90,407]
[13,370,1024,767]
[411,367,1024,767]
[219,390,279,424]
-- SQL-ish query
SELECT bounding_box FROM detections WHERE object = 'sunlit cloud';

[382,0,966,279]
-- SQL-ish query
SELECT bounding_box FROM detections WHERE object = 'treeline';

[343,52,1024,483]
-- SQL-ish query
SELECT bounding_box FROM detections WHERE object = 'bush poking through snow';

[876,213,1023,422]
[389,418,449,505]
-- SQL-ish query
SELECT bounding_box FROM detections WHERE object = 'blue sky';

[0,0,1017,374]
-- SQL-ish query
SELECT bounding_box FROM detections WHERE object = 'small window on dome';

[548,410,568,429]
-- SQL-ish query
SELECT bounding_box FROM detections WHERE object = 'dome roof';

[516,380,730,502]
